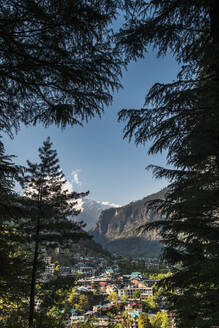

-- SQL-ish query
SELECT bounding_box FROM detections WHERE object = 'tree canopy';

[0,0,123,136]
[138,312,151,328]
[118,1,219,327]
[22,137,89,327]
[0,140,29,319]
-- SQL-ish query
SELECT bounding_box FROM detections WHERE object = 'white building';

[118,286,153,299]
[45,263,55,274]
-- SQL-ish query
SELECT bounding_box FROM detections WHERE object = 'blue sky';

[4,51,179,206]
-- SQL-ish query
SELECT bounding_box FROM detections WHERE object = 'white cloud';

[71,170,82,186]
[65,170,83,212]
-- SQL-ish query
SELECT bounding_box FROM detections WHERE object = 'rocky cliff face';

[90,188,167,257]
[75,198,120,231]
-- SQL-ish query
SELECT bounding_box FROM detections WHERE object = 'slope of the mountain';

[51,238,111,267]
[76,198,120,231]
[90,188,167,257]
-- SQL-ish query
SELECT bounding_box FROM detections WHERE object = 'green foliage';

[0,141,21,289]
[89,290,105,307]
[78,294,90,312]
[133,289,141,299]
[33,276,78,328]
[121,293,128,302]
[78,238,111,258]
[82,318,96,328]
[150,312,171,328]
[68,288,77,304]
[108,291,119,304]
[0,140,31,327]
[119,258,160,275]
[118,1,219,326]
[138,313,152,328]
[148,273,171,281]
[120,311,134,328]
[0,0,123,136]
[21,137,89,326]
[143,296,157,312]
[0,306,29,328]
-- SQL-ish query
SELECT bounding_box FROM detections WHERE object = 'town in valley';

[37,245,173,328]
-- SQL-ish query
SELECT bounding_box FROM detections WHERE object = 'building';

[118,286,153,299]
[45,263,55,275]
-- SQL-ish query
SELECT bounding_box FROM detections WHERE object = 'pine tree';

[0,140,19,290]
[118,1,219,327]
[0,140,30,327]
[0,0,123,136]
[22,137,89,327]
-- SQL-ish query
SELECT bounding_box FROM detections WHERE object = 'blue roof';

[130,311,141,318]
[130,272,142,279]
[70,309,77,315]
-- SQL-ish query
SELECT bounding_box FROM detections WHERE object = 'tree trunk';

[28,216,40,328]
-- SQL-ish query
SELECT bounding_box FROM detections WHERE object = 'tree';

[151,312,171,328]
[82,318,95,328]
[118,1,219,327]
[0,140,31,328]
[121,311,134,328]
[0,141,21,294]
[0,0,123,136]
[138,313,151,328]
[121,293,128,302]
[22,137,89,327]
[78,294,90,312]
[143,296,157,312]
[37,275,78,328]
[108,291,118,303]
[133,289,141,299]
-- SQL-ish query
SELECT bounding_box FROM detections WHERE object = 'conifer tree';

[118,1,219,327]
[0,140,20,291]
[0,0,123,136]
[0,140,30,326]
[22,137,89,327]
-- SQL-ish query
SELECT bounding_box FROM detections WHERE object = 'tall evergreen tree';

[22,137,89,328]
[118,1,219,327]
[0,0,123,136]
[0,140,30,327]
[0,140,20,292]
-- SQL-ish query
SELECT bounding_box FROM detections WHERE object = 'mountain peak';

[75,198,120,231]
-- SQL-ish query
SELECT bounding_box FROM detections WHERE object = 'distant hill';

[90,188,167,257]
[52,238,111,266]
[78,238,111,258]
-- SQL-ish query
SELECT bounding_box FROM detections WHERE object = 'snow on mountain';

[74,198,120,231]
